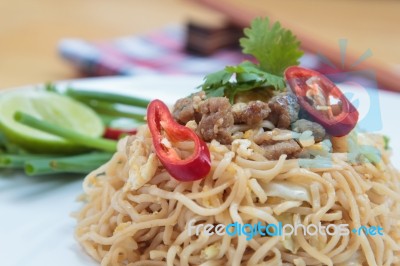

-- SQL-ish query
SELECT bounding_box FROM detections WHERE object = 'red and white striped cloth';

[58,25,375,91]
[59,26,251,77]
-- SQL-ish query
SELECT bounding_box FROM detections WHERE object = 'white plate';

[0,75,399,266]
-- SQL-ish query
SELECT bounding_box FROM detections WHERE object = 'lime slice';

[0,89,104,154]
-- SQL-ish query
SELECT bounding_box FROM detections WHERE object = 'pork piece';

[232,100,271,126]
[197,97,234,144]
[291,119,326,142]
[172,91,205,124]
[261,139,302,160]
[268,93,300,128]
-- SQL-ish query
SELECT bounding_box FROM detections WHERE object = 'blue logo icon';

[318,39,382,132]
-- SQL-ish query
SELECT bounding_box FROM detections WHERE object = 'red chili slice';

[147,99,211,182]
[103,127,137,140]
[285,66,359,137]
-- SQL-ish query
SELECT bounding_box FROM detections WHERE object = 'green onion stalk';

[79,99,146,122]
[0,154,50,169]
[14,112,117,153]
[25,152,112,176]
[65,88,151,108]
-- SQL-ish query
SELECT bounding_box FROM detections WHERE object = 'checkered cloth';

[58,25,378,90]
[59,26,246,76]
[59,25,322,77]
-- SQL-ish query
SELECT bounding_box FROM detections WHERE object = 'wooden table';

[198,0,400,92]
[1,0,399,90]
[0,0,223,89]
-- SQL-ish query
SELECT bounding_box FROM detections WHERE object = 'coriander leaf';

[206,86,226,98]
[226,61,285,90]
[200,61,285,103]
[199,17,303,102]
[203,69,233,87]
[240,17,303,76]
[201,69,233,98]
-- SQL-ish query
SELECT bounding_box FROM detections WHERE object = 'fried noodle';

[75,126,400,266]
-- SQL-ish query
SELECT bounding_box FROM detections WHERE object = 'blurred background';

[0,0,399,90]
[0,2,399,264]
[0,0,221,88]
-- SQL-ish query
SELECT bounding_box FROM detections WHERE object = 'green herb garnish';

[383,135,390,150]
[201,17,303,103]
[240,17,303,76]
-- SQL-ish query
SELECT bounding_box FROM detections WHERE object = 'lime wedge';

[0,89,104,154]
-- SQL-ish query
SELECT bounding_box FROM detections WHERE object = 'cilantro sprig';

[240,17,303,76]
[201,17,303,103]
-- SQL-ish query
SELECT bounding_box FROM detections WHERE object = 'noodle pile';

[75,126,400,266]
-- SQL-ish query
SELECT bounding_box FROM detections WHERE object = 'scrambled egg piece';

[126,138,158,190]
[232,139,253,158]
